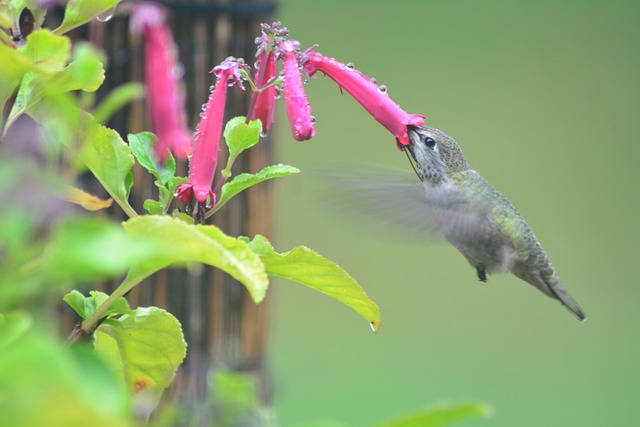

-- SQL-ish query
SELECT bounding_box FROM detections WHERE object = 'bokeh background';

[267,1,640,426]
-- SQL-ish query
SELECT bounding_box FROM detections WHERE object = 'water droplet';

[369,77,378,85]
[369,322,376,332]
[201,103,207,111]
[377,84,388,94]
[310,116,317,124]
[96,6,116,22]
[274,86,282,99]
[254,60,261,70]
[172,63,185,79]
[209,84,215,92]
[200,112,207,118]
[346,62,355,70]
[260,131,268,138]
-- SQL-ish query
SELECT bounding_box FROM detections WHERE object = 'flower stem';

[79,271,145,336]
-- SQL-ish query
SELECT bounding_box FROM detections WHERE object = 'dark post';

[61,0,277,423]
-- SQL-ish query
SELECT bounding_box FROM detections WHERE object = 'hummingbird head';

[405,125,469,185]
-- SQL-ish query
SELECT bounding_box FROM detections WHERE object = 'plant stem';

[79,271,147,335]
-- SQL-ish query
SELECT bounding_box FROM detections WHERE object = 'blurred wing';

[315,165,492,243]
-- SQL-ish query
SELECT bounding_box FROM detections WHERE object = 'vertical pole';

[59,0,278,422]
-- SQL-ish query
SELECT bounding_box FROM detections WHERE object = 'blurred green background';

[268,1,640,426]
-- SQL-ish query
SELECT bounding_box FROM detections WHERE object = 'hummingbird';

[400,125,586,321]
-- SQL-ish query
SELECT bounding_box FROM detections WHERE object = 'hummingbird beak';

[403,126,420,179]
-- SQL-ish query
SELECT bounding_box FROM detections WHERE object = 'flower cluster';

[130,3,191,161]
[174,58,245,205]
[136,16,424,212]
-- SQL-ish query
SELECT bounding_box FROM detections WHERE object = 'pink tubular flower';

[281,40,316,141]
[250,49,277,133]
[302,50,424,146]
[175,58,244,204]
[131,3,191,161]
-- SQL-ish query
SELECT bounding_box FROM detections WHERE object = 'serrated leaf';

[63,290,132,320]
[224,116,262,156]
[122,216,269,303]
[128,132,176,185]
[248,235,381,331]
[54,0,121,35]
[373,403,492,427]
[214,164,300,212]
[95,307,186,395]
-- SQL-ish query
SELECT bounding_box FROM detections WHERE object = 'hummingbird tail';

[544,279,587,322]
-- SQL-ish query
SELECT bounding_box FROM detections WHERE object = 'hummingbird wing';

[316,166,492,242]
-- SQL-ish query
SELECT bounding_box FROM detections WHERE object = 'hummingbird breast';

[431,169,534,276]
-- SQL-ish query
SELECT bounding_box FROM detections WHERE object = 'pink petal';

[303,51,423,146]
[135,4,191,161]
[249,50,277,133]
[281,41,316,141]
[187,59,243,204]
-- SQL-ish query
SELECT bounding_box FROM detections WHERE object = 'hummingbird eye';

[425,137,436,148]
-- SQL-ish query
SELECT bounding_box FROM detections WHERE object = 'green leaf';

[64,290,132,320]
[18,29,71,73]
[122,216,269,303]
[0,311,32,350]
[77,118,137,217]
[213,164,300,214]
[143,199,165,215]
[247,235,381,331]
[373,403,492,427]
[0,321,132,426]
[93,82,144,124]
[43,218,161,282]
[54,0,121,35]
[210,370,260,427]
[51,42,105,92]
[0,44,34,111]
[95,306,186,397]
[7,42,105,128]
[128,132,176,185]
[224,116,262,156]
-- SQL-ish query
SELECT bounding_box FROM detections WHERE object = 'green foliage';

[221,116,262,178]
[75,116,137,217]
[43,217,160,282]
[0,4,490,426]
[246,235,382,331]
[19,28,71,72]
[95,307,187,397]
[122,215,270,303]
[129,132,176,185]
[64,290,132,320]
[54,0,122,35]
[224,116,262,156]
[0,312,133,427]
[211,163,300,214]
[373,404,492,427]
[93,82,144,124]
[128,132,187,215]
